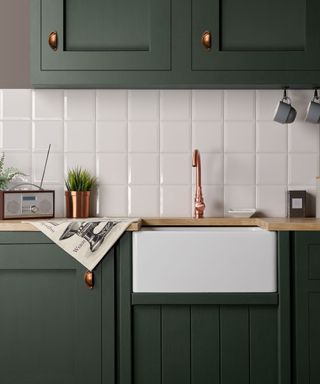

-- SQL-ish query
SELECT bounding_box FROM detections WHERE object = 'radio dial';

[31,205,39,213]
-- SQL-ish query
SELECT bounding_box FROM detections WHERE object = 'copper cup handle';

[48,31,58,51]
[201,31,212,50]
[84,271,94,289]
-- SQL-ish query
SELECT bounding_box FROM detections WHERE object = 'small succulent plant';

[65,167,96,192]
[0,153,26,190]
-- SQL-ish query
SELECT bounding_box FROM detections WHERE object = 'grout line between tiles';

[158,91,163,217]
[127,90,130,216]
[222,90,225,214]
[254,90,257,210]
[189,91,193,218]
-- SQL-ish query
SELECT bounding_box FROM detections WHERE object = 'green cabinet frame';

[293,231,320,384]
[120,232,292,384]
[31,0,320,88]
[41,0,171,71]
[192,0,320,71]
[0,231,132,384]
[2,229,319,384]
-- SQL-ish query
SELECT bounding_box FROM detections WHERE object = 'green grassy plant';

[65,167,96,192]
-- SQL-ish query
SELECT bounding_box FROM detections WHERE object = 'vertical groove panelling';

[249,306,278,384]
[308,293,320,383]
[133,306,161,384]
[190,305,220,384]
[117,233,132,384]
[162,305,191,384]
[277,231,291,384]
[102,247,115,384]
[220,306,250,384]
[132,302,280,384]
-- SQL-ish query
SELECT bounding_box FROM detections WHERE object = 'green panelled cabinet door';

[133,304,279,384]
[41,0,171,71]
[192,0,320,71]
[294,232,320,384]
[0,233,115,384]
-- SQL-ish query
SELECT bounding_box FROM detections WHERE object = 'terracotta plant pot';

[65,191,91,218]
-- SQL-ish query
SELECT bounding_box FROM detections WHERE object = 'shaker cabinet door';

[192,0,320,71]
[133,304,279,384]
[294,232,320,384]
[0,241,104,384]
[41,0,171,71]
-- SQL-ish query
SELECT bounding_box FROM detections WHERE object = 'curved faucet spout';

[192,149,205,219]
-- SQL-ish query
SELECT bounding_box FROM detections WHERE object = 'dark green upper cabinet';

[192,0,320,71]
[31,0,320,88]
[41,0,171,71]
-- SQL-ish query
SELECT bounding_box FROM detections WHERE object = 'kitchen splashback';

[0,89,318,218]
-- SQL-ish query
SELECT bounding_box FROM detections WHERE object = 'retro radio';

[0,190,55,219]
[0,144,55,220]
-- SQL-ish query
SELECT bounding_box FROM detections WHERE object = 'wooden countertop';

[141,217,320,231]
[0,219,142,232]
[1,217,320,231]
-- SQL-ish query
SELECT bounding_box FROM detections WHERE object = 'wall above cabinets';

[0,0,30,88]
[31,0,320,88]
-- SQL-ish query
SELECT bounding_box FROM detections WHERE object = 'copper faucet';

[192,149,205,219]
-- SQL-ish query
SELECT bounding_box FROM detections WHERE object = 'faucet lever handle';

[192,149,199,167]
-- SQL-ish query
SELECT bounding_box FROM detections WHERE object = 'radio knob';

[31,205,39,213]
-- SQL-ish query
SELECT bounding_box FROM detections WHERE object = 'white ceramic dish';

[225,209,256,218]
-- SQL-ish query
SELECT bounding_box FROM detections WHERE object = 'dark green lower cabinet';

[0,231,132,384]
[0,230,299,384]
[130,232,291,384]
[293,232,320,384]
[132,304,278,384]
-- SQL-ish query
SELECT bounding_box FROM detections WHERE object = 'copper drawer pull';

[84,271,94,289]
[201,31,212,50]
[48,31,58,51]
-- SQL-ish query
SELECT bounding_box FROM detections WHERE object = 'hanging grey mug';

[306,90,320,124]
[273,91,297,124]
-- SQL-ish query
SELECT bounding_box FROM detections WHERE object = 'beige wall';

[0,0,30,88]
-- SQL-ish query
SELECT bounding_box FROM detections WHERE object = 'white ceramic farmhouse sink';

[132,227,277,293]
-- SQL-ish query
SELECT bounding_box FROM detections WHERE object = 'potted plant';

[0,153,25,190]
[65,167,96,218]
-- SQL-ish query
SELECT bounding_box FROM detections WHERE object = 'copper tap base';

[194,211,204,219]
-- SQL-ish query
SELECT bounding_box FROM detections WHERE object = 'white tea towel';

[27,218,137,271]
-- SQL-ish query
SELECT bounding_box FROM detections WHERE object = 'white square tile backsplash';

[3,121,31,151]
[2,89,31,120]
[224,121,255,153]
[129,121,159,152]
[224,90,255,121]
[65,121,95,152]
[96,90,128,121]
[64,90,96,121]
[192,90,223,121]
[32,90,64,120]
[256,122,288,153]
[160,90,191,121]
[0,89,319,218]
